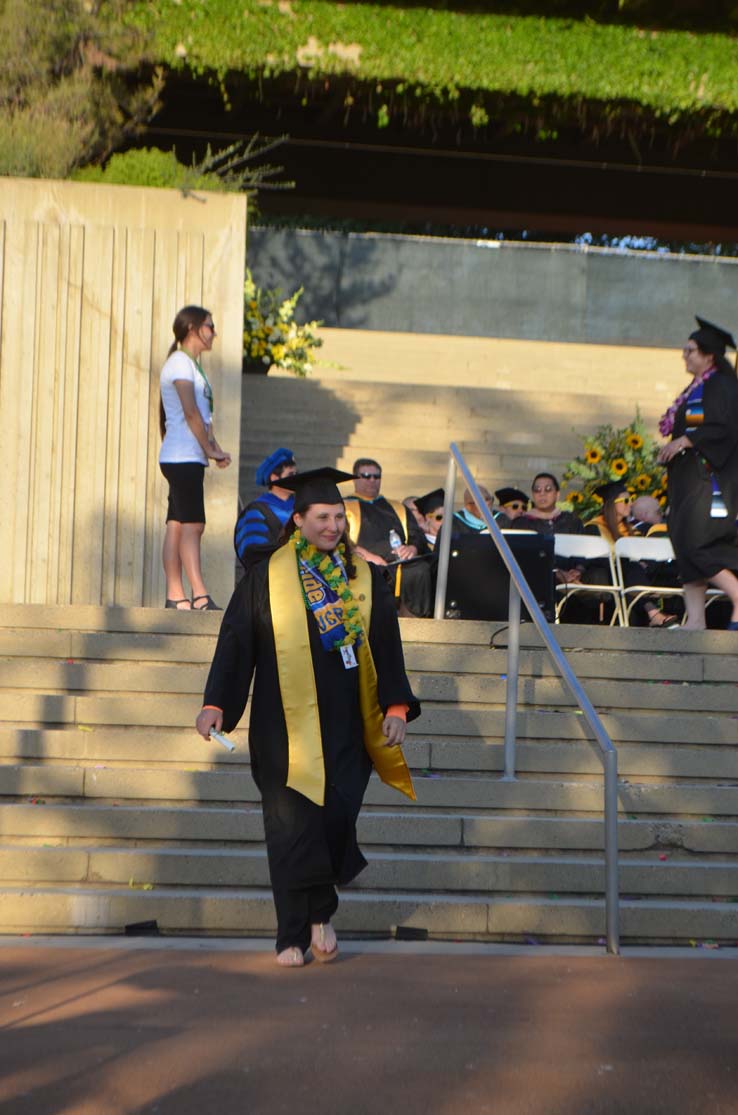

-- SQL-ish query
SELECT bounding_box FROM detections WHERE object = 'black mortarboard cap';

[595,480,630,502]
[414,488,445,516]
[278,467,354,511]
[692,316,737,355]
[495,487,529,507]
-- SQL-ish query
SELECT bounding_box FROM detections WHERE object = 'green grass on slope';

[126,0,738,116]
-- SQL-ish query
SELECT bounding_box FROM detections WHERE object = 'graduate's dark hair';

[600,490,633,543]
[690,332,736,377]
[159,305,212,438]
[280,513,358,580]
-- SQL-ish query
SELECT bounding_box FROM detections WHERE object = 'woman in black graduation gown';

[196,468,420,966]
[657,316,738,630]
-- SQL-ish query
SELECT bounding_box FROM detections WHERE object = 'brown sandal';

[648,612,679,628]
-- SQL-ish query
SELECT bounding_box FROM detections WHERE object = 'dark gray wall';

[247,228,738,348]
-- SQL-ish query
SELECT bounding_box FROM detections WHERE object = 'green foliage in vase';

[243,269,323,377]
[562,415,667,522]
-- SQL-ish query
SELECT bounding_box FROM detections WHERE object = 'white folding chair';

[553,533,624,625]
[613,536,684,626]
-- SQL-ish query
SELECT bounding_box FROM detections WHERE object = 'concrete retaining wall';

[248,228,738,347]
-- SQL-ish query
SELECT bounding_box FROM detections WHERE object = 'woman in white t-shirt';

[159,305,231,610]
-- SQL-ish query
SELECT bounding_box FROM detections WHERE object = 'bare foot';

[276,946,304,967]
[311,922,338,962]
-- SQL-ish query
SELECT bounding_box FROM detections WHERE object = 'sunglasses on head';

[357,472,381,480]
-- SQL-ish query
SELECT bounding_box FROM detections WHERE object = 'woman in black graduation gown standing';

[196,468,420,967]
[657,316,738,630]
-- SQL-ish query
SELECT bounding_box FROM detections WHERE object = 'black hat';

[691,316,737,356]
[278,467,354,511]
[495,487,529,508]
[414,488,445,516]
[595,480,630,502]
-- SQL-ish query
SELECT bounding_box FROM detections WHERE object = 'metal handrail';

[434,444,620,955]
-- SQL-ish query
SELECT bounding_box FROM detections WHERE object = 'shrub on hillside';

[73,148,227,192]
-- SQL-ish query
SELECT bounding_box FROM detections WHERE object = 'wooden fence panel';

[0,178,247,607]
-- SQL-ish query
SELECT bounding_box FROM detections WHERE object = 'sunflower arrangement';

[562,416,666,523]
[243,269,323,377]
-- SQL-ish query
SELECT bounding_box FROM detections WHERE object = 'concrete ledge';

[1,886,736,942]
[3,805,737,854]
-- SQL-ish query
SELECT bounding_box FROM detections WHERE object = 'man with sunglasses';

[414,488,446,549]
[345,458,432,616]
[495,487,529,522]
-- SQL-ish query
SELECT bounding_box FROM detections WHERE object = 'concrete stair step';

[2,764,738,815]
[240,428,576,455]
[6,691,738,742]
[0,884,735,943]
[242,379,664,421]
[3,609,734,660]
[3,660,736,716]
[0,630,217,663]
[0,729,735,781]
[4,802,737,852]
[2,845,737,899]
[0,631,713,684]
[5,628,735,685]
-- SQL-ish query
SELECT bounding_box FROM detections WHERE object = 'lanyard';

[185,353,214,414]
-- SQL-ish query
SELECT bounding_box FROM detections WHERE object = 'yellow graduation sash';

[269,540,416,806]
[344,497,409,599]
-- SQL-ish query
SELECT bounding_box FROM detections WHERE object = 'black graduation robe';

[516,510,584,536]
[667,372,738,583]
[202,557,420,897]
[346,495,433,617]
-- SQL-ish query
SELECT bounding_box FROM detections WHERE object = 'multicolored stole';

[685,375,727,518]
[269,540,416,805]
[299,555,358,653]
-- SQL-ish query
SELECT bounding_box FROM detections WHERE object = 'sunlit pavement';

[0,938,736,1115]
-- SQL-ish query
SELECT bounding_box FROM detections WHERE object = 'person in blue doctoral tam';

[234,448,297,569]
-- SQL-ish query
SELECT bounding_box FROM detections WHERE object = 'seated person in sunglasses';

[514,473,584,586]
[495,487,529,523]
[585,481,678,627]
[414,488,446,550]
[345,459,432,617]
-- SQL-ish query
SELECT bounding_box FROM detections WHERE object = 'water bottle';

[389,528,402,553]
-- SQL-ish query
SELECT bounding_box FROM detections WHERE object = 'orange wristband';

[386,704,408,722]
[201,705,223,712]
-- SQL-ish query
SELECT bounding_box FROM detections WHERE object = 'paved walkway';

[0,939,737,1115]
